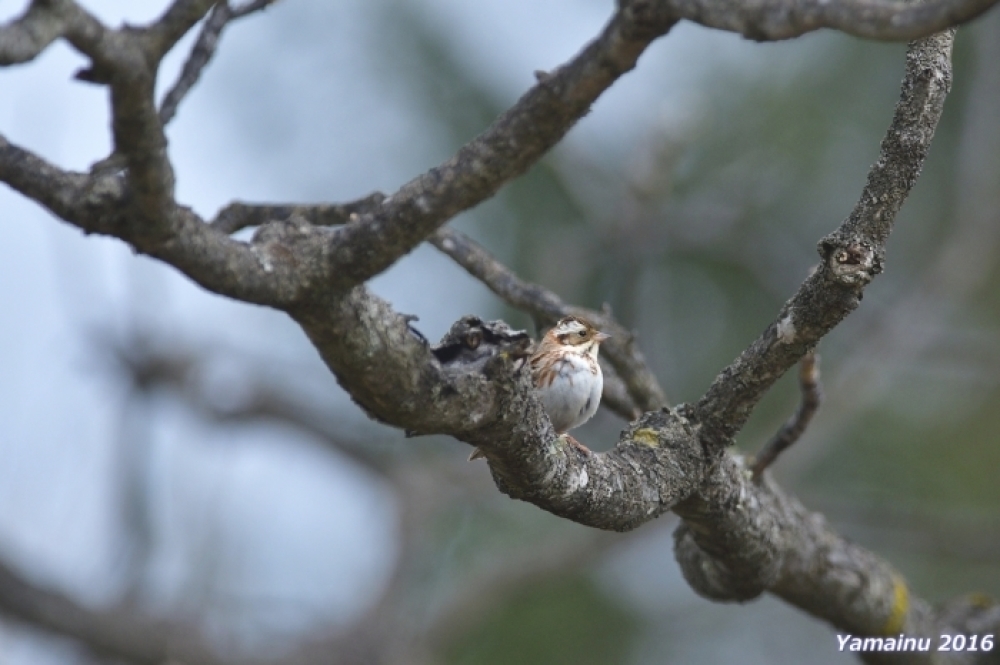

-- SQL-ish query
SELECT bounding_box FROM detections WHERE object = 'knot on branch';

[818,235,883,287]
[618,408,701,465]
[81,172,126,212]
[673,521,781,602]
[248,214,323,277]
[672,456,784,602]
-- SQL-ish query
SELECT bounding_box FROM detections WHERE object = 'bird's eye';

[577,330,586,337]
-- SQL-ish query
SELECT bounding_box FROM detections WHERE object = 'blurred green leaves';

[445,575,638,665]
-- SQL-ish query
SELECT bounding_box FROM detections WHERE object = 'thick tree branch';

[0,1,68,65]
[652,0,1000,40]
[143,0,217,60]
[317,6,678,291]
[210,193,387,234]
[190,4,681,295]
[693,30,954,451]
[0,134,87,219]
[673,454,1000,665]
[431,226,667,414]
[3,3,680,311]
[288,25,956,533]
[4,0,996,660]
[0,0,111,66]
[0,136,334,306]
[290,286,705,531]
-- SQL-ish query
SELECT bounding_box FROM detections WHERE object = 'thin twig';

[751,352,821,479]
[159,0,278,127]
[431,226,668,413]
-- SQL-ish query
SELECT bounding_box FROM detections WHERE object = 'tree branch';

[142,0,217,60]
[0,0,120,68]
[203,5,681,294]
[0,136,311,306]
[0,0,70,65]
[673,454,1000,665]
[3,3,680,310]
[0,558,226,665]
[210,193,386,235]
[431,226,666,414]
[693,30,955,451]
[4,0,997,659]
[317,5,678,291]
[290,286,705,530]
[750,351,821,479]
[178,4,679,301]
[159,0,279,126]
[652,0,1000,40]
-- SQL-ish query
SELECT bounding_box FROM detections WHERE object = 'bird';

[470,315,609,460]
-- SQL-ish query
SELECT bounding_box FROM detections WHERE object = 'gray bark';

[2,0,999,663]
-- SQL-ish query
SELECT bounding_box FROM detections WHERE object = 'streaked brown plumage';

[470,316,608,460]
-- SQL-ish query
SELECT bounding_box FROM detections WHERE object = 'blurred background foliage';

[1,0,998,663]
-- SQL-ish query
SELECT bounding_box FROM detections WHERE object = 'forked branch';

[2,0,998,661]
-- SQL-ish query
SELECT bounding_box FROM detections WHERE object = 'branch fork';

[2,0,998,660]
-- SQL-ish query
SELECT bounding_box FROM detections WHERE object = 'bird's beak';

[595,331,610,343]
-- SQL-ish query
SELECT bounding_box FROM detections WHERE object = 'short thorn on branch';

[751,352,822,480]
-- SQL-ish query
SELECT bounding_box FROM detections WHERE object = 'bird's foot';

[559,433,592,456]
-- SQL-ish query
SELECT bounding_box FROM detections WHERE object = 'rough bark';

[2,0,999,663]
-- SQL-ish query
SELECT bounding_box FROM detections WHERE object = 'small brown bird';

[470,316,608,460]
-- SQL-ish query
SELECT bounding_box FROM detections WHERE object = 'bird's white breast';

[537,353,603,433]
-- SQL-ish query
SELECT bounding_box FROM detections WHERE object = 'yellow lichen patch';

[631,428,660,447]
[881,574,909,635]
[966,592,997,609]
